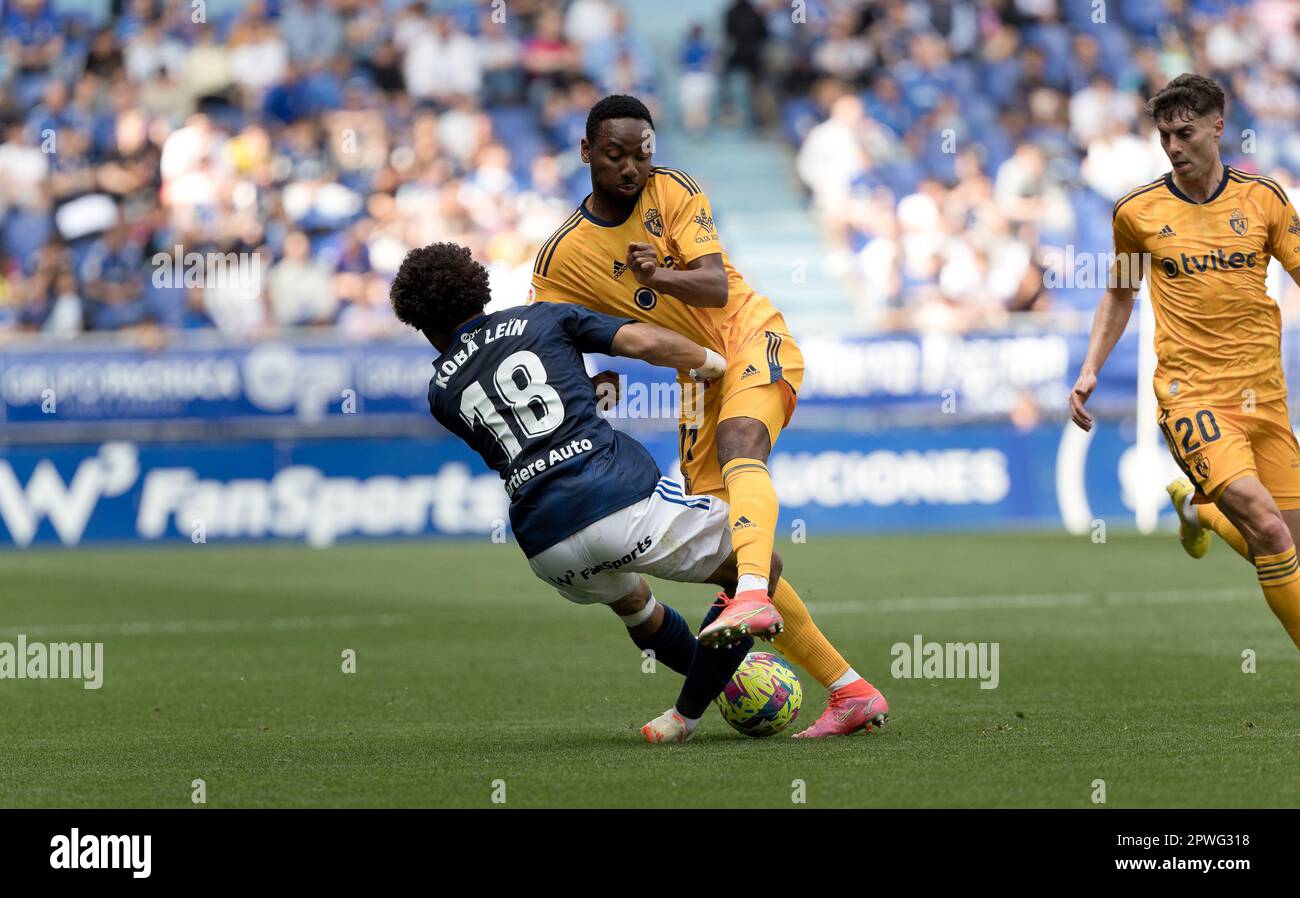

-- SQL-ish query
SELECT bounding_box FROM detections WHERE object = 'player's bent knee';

[716,416,771,465]
[608,578,651,616]
[1250,512,1293,554]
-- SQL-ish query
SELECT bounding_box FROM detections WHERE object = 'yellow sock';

[1196,502,1252,561]
[1255,548,1300,649]
[721,457,779,582]
[769,579,852,688]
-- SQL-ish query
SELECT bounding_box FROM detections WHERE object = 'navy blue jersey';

[428,303,662,557]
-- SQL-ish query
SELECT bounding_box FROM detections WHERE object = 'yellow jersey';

[529,166,789,357]
[1114,166,1300,407]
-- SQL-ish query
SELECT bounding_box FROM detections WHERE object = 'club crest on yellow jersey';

[643,207,663,237]
[1192,452,1210,481]
[1229,208,1248,236]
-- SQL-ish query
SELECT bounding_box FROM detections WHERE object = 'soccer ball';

[715,652,802,737]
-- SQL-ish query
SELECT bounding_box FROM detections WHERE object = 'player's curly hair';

[389,242,490,337]
[586,94,655,145]
[1146,73,1226,122]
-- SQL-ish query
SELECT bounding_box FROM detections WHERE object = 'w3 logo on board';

[643,208,664,237]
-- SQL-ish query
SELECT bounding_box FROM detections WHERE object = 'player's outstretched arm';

[610,321,727,379]
[1070,286,1135,432]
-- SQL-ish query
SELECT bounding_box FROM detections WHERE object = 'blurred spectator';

[3,0,65,108]
[0,120,50,220]
[229,12,290,98]
[565,0,616,48]
[582,9,654,96]
[994,143,1073,237]
[479,14,525,105]
[80,221,147,330]
[522,6,580,102]
[281,0,345,67]
[267,230,337,326]
[721,0,769,129]
[400,13,482,104]
[796,94,869,215]
[812,9,874,86]
[678,24,717,138]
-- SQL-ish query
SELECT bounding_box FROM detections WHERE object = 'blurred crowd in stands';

[0,0,659,341]
[0,0,1296,341]
[769,0,1300,329]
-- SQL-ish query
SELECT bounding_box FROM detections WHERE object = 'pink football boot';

[792,679,889,738]
[697,589,784,648]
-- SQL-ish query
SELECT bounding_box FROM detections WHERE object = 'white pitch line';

[805,588,1255,615]
[0,614,409,638]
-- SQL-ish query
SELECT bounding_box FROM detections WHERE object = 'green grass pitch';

[1,532,1296,808]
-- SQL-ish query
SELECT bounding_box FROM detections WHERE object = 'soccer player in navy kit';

[389,242,787,743]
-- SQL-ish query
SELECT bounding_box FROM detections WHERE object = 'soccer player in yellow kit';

[530,95,887,736]
[1072,74,1300,650]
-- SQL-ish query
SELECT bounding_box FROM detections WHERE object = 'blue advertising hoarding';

[0,420,1180,548]
[0,329,1142,428]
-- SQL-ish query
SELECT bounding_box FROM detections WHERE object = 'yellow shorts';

[1158,398,1300,509]
[676,329,804,497]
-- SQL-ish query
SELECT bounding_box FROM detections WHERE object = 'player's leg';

[716,402,779,597]
[1168,477,1251,560]
[522,550,736,744]
[695,352,793,644]
[704,548,890,737]
[1162,405,1299,644]
[1236,402,1300,647]
[529,534,703,674]
[572,485,778,741]
[692,415,786,644]
[678,335,883,724]
[618,483,878,740]
[1283,507,1300,563]
[1195,500,1252,560]
[1162,406,1254,561]
[713,403,888,734]
[643,551,760,743]
[710,343,875,688]
[617,487,767,742]
[525,506,717,725]
[603,578,746,743]
[1209,477,1300,648]
[606,578,698,677]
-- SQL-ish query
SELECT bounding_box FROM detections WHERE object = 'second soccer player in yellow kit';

[530,95,886,736]
[1072,74,1300,651]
